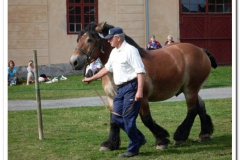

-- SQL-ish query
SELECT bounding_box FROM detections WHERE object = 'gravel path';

[8,87,232,111]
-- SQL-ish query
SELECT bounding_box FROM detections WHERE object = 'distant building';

[8,0,232,71]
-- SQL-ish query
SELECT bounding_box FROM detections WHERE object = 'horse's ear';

[95,22,106,33]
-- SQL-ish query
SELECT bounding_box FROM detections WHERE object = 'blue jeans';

[8,77,17,85]
[112,79,145,154]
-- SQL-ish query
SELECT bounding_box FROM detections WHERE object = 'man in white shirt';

[83,27,146,158]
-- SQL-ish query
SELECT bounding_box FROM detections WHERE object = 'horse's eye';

[87,39,93,43]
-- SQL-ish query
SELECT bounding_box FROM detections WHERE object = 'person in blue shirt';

[146,35,162,50]
[8,60,18,86]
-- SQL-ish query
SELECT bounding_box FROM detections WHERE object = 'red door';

[179,0,232,65]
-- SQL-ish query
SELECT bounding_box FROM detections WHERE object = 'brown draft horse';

[69,22,217,151]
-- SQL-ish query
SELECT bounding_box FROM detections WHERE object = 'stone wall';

[17,63,83,79]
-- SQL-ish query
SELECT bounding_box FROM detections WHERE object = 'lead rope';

[91,86,108,110]
[111,101,136,117]
[91,84,135,117]
[83,59,107,109]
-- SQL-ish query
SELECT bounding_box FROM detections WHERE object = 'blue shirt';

[146,41,162,50]
[8,67,18,79]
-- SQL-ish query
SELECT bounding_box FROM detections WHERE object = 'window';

[66,0,98,34]
[182,0,206,13]
[208,0,231,13]
[181,0,231,13]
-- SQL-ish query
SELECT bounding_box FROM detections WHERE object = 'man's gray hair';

[115,33,125,41]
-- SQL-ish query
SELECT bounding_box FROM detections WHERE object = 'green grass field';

[8,99,232,160]
[8,66,232,100]
[8,65,233,159]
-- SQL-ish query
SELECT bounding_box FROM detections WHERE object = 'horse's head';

[69,22,106,70]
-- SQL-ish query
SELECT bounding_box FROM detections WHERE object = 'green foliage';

[8,66,232,100]
[8,98,232,160]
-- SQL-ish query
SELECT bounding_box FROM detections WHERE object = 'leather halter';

[75,34,105,77]
[75,40,102,65]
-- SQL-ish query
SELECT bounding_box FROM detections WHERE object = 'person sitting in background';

[164,35,175,46]
[85,58,103,78]
[8,60,18,86]
[146,35,162,50]
[26,60,35,85]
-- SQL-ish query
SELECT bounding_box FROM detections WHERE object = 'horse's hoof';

[174,140,185,145]
[198,134,211,143]
[99,146,111,151]
[156,144,168,149]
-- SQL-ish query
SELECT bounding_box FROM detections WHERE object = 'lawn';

[8,65,233,159]
[8,66,232,100]
[8,98,232,160]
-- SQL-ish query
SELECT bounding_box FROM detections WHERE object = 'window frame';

[66,0,98,35]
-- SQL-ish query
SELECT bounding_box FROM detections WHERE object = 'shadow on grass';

[139,134,231,157]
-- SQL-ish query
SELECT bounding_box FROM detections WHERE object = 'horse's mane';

[102,23,149,58]
[77,22,149,58]
[125,35,149,58]
[77,23,98,42]
[77,23,149,58]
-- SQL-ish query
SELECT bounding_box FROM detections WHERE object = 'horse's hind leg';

[139,98,170,149]
[173,94,214,145]
[197,95,214,142]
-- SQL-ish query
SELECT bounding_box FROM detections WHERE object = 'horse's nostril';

[73,60,78,67]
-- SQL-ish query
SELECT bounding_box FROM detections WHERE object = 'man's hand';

[82,77,91,84]
[82,67,108,84]
[135,90,143,101]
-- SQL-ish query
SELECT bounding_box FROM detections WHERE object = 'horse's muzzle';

[69,55,85,70]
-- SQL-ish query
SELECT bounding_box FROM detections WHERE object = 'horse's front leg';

[99,112,121,151]
[99,75,120,151]
[99,95,120,151]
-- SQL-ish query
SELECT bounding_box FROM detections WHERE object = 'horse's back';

[144,43,211,75]
[142,43,211,101]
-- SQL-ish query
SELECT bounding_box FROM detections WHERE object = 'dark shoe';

[139,139,147,148]
[118,152,138,158]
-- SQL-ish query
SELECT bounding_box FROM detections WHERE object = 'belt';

[117,78,137,88]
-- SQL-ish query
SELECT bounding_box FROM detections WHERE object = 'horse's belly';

[148,92,177,102]
[146,81,183,102]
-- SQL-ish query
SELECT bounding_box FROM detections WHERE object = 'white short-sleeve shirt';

[105,40,146,85]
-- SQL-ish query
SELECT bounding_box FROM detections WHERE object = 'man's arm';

[82,67,109,84]
[135,73,145,101]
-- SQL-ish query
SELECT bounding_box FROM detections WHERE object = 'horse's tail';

[203,48,218,69]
